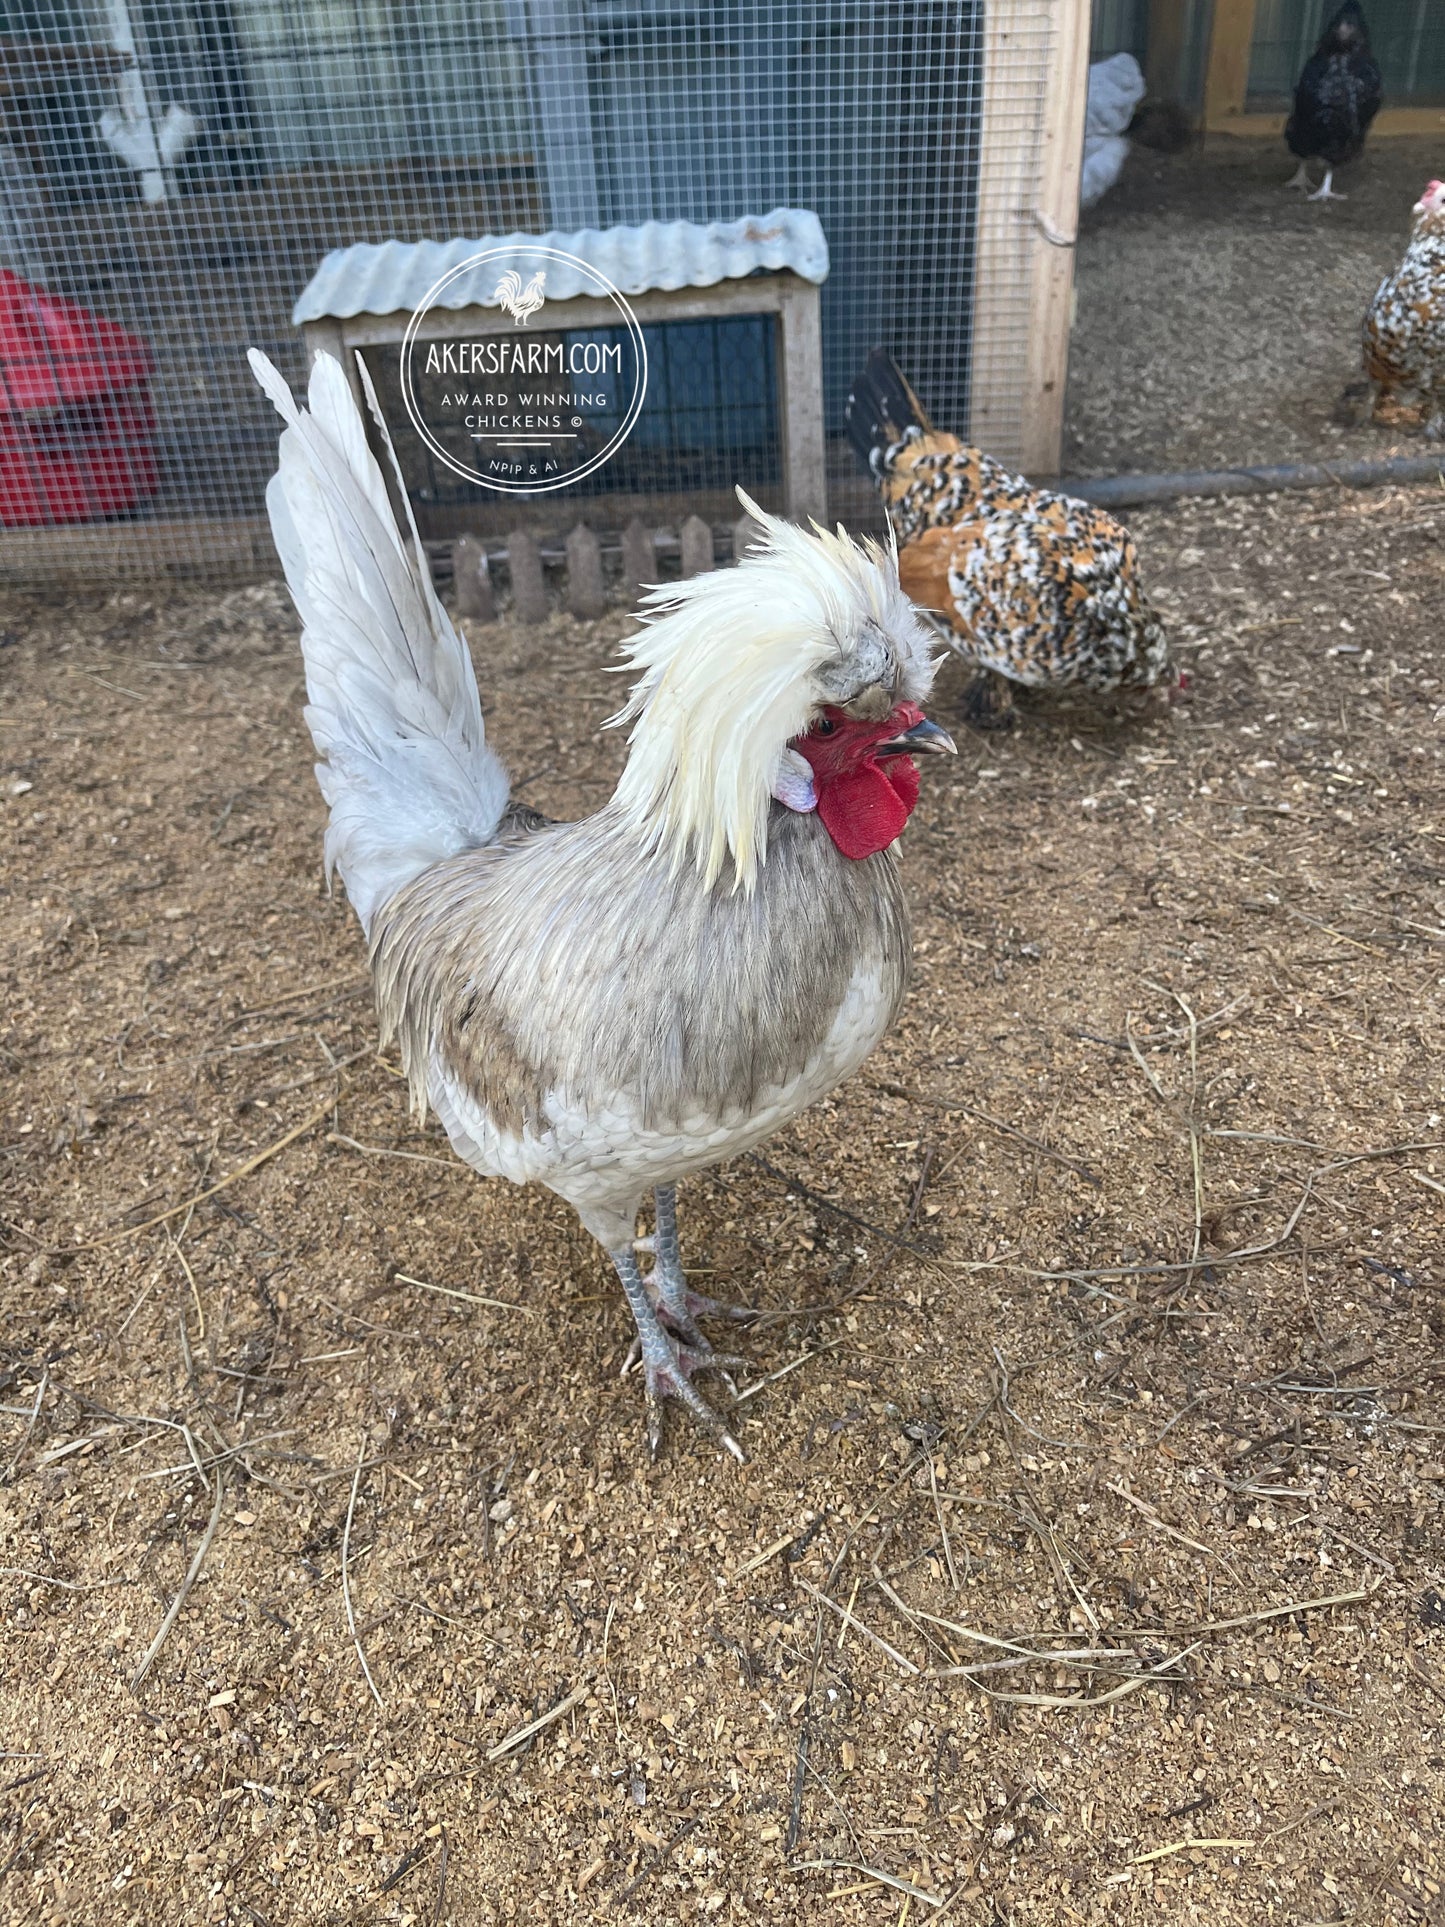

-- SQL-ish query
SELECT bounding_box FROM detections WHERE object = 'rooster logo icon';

[494,269,547,327]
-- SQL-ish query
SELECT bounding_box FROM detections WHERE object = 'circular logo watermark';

[399,245,648,495]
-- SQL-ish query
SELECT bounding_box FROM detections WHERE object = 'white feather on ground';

[248,349,511,936]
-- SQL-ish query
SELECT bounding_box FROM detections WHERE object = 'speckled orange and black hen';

[1363,179,1445,438]
[846,349,1171,728]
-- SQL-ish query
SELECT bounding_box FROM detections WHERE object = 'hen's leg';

[610,1244,745,1463]
[961,667,1017,732]
[1306,169,1344,202]
[1284,160,1313,191]
[638,1185,755,1342]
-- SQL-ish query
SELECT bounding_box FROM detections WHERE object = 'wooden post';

[970,1,1075,468]
[621,518,656,605]
[507,529,548,623]
[732,512,763,562]
[301,317,345,371]
[1203,0,1258,126]
[680,515,714,577]
[775,279,827,524]
[452,536,495,621]
[519,0,601,228]
[565,523,606,618]
[1019,0,1091,476]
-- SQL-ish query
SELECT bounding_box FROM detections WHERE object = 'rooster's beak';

[875,717,956,757]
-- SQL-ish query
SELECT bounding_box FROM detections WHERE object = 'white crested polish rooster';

[250,350,953,1462]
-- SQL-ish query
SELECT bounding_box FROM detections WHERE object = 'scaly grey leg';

[635,1185,757,1342]
[656,1183,756,1337]
[609,1243,745,1463]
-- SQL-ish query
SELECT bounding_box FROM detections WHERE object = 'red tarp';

[0,269,157,525]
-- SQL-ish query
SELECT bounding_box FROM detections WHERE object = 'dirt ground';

[3,477,1445,1927]
[1067,134,1445,478]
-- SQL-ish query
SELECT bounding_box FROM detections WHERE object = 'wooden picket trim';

[443,512,765,622]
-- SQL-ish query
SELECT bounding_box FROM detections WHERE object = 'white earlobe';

[771,747,817,814]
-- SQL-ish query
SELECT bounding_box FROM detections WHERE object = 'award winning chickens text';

[426,342,626,481]
[400,245,648,497]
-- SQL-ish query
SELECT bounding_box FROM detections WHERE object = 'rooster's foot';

[1306,171,1344,202]
[631,1256,755,1344]
[635,1334,748,1464]
[650,1274,745,1340]
[1284,160,1313,191]
[611,1244,747,1463]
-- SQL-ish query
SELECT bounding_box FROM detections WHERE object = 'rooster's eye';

[815,716,837,737]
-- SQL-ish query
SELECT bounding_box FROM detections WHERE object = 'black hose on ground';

[1053,451,1445,509]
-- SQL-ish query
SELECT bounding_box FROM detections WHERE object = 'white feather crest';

[610,489,936,892]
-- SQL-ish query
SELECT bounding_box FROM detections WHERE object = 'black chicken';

[1285,2,1383,203]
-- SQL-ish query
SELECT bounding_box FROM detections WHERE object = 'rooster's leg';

[610,1244,746,1463]
[636,1185,755,1343]
[1284,160,1313,191]
[1306,169,1344,202]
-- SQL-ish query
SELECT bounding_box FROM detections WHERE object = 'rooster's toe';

[641,1340,747,1463]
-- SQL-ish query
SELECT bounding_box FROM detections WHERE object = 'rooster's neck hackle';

[609,493,934,894]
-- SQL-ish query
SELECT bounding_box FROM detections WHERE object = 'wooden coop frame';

[295,1,1103,507]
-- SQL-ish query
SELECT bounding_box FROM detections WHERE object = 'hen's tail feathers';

[845,348,936,482]
[250,348,510,938]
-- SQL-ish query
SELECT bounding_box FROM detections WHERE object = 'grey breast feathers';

[367,805,910,1139]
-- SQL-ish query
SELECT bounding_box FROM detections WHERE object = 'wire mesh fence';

[0,0,1071,581]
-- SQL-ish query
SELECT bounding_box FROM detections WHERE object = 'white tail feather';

[250,349,510,936]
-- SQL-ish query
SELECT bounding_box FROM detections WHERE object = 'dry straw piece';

[342,1431,384,1710]
[69,1096,336,1251]
[130,1473,227,1694]
[484,1680,591,1763]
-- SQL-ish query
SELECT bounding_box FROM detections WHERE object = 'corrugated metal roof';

[291,208,828,325]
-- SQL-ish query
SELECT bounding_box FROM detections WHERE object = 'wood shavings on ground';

[1,473,1444,1923]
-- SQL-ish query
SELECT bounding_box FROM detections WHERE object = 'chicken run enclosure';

[9,0,1445,1910]
[0,0,1094,582]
